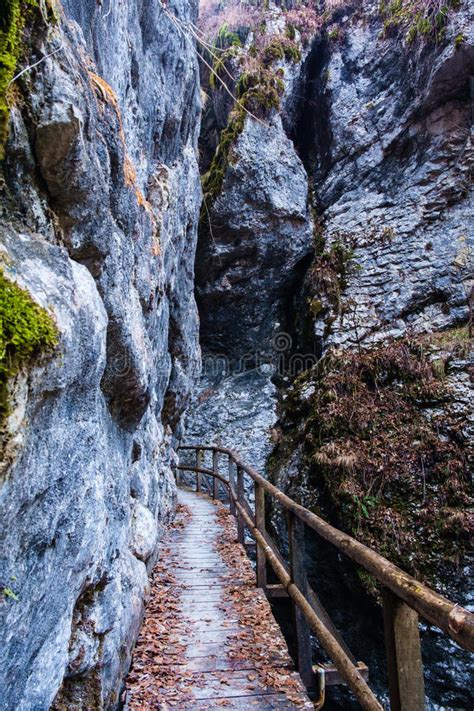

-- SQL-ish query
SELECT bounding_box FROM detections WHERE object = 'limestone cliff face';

[291,1,473,351]
[198,1,473,359]
[0,1,201,708]
[196,10,314,362]
[196,113,313,361]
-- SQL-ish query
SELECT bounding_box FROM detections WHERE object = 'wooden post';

[236,465,245,545]
[287,511,313,688]
[212,449,219,500]
[228,456,236,516]
[382,588,425,711]
[255,482,267,590]
[196,448,202,493]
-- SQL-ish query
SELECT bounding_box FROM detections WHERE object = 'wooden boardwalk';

[126,488,313,709]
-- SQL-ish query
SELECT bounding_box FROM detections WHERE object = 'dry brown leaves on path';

[125,491,312,709]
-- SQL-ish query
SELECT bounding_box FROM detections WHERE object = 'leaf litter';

[125,495,312,709]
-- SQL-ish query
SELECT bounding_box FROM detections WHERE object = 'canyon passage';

[0,1,472,709]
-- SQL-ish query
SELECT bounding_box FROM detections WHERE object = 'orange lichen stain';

[89,72,120,113]
[88,70,159,247]
[150,226,161,257]
[123,154,148,210]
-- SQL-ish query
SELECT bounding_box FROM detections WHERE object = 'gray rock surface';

[293,1,474,349]
[0,0,201,708]
[183,366,278,495]
[1,1,473,709]
[195,4,473,709]
[196,114,313,361]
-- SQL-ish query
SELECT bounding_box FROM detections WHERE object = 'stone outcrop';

[0,0,201,708]
[291,1,473,350]
[192,3,473,709]
[196,69,314,362]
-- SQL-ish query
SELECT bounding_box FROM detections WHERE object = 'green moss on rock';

[0,268,58,423]
[262,37,301,65]
[0,0,39,160]
[209,45,240,91]
[201,67,285,217]
[306,231,359,323]
[201,16,303,219]
[379,0,461,43]
[200,103,246,215]
[0,0,58,160]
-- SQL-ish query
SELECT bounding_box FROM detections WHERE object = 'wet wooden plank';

[191,696,313,710]
[126,488,312,710]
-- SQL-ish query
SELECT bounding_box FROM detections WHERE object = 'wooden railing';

[177,445,474,711]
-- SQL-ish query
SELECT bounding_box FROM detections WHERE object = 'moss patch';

[200,103,246,215]
[262,37,301,65]
[1,0,35,159]
[0,0,58,160]
[201,10,303,219]
[272,329,471,590]
[0,269,58,425]
[379,0,462,43]
[305,231,360,332]
[201,66,285,216]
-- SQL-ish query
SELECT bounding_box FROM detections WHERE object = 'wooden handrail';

[177,445,473,711]
[178,445,473,652]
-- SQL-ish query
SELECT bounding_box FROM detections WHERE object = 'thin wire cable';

[163,7,237,87]
[8,43,64,87]
[156,0,267,127]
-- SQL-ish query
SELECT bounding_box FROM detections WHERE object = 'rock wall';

[291,1,473,349]
[197,1,473,357]
[0,1,201,708]
[194,2,473,708]
[196,114,313,361]
[196,16,314,362]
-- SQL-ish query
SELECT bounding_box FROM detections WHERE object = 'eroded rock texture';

[292,2,473,349]
[0,1,201,708]
[196,113,313,362]
[192,3,473,709]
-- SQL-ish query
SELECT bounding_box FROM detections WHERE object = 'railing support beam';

[212,450,219,500]
[288,511,314,688]
[382,588,425,711]
[236,465,245,545]
[196,448,202,493]
[255,482,267,590]
[228,456,236,516]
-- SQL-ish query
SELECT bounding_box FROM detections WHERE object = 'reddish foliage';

[274,332,472,586]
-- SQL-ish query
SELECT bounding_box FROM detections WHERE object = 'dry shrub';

[199,0,259,41]
[276,331,471,587]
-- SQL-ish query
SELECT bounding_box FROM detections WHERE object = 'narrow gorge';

[0,0,472,709]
